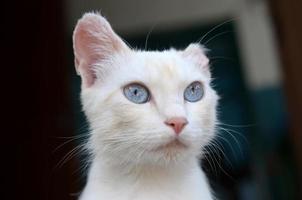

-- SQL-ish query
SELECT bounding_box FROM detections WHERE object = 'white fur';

[73,13,218,200]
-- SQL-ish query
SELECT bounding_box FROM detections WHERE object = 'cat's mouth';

[154,138,188,152]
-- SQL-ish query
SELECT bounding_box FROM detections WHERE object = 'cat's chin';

[153,138,188,152]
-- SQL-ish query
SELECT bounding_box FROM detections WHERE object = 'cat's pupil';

[134,89,138,95]
[191,86,195,93]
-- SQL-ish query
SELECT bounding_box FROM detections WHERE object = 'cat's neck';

[87,156,200,186]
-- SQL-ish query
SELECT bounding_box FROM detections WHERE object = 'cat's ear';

[182,43,210,76]
[73,12,130,87]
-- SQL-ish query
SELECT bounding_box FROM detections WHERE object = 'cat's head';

[73,13,218,167]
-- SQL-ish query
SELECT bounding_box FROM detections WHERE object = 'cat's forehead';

[115,50,208,87]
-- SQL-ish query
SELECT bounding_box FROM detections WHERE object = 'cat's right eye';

[123,83,150,104]
[184,81,204,102]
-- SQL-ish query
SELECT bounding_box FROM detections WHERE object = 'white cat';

[73,12,218,200]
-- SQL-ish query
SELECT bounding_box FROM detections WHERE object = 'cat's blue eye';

[184,81,204,102]
[123,83,150,104]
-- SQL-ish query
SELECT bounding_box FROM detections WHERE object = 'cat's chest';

[81,185,209,200]
[80,174,213,200]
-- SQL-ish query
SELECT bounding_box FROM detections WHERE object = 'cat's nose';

[165,117,188,135]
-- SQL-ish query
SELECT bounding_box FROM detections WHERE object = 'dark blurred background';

[3,0,302,199]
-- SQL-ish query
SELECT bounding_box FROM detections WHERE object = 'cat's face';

[73,13,218,167]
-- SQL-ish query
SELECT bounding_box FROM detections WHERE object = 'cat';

[72,12,218,200]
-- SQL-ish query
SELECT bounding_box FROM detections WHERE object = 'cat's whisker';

[218,128,246,160]
[54,134,89,139]
[72,153,92,176]
[55,143,87,169]
[203,31,234,46]
[52,121,90,155]
[214,133,237,159]
[203,147,218,176]
[204,143,235,181]
[218,126,249,144]
[70,147,93,178]
[202,151,217,176]
[196,18,236,44]
[208,139,233,169]
[209,144,224,172]
[209,56,236,64]
[144,23,158,50]
[217,122,256,128]
[52,134,89,153]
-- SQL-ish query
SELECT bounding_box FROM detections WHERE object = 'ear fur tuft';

[183,43,209,68]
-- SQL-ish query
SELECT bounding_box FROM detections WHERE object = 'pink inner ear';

[73,20,101,87]
[183,44,209,68]
[74,57,96,87]
[73,13,129,88]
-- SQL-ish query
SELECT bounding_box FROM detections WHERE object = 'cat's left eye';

[123,83,150,104]
[184,81,204,102]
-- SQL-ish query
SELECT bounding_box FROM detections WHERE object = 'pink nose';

[165,117,188,135]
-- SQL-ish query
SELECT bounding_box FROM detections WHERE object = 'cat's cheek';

[188,101,217,140]
[108,101,157,134]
